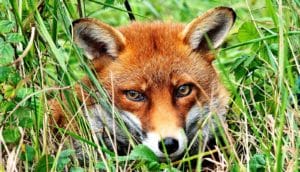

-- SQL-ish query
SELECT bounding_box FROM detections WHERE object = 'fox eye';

[124,90,145,102]
[175,84,193,98]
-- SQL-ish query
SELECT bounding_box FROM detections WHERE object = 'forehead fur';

[119,22,185,57]
[98,22,217,90]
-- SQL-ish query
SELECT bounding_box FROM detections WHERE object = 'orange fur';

[95,22,225,133]
[49,6,236,161]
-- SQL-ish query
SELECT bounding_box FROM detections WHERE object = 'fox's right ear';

[72,19,125,60]
[181,7,236,51]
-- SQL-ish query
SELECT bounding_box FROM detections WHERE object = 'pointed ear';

[72,18,125,60]
[181,7,236,51]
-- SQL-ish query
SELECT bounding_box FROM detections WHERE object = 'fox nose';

[158,137,179,154]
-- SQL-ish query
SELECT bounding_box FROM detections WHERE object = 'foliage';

[0,0,299,171]
[0,16,35,145]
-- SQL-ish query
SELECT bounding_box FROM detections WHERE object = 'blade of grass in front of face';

[275,0,287,171]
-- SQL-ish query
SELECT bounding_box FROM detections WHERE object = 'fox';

[50,6,236,162]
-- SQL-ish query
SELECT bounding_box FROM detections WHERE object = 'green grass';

[0,0,299,171]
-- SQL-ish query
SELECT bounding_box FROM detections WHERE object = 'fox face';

[72,7,235,160]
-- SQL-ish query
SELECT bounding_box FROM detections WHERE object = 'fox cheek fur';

[71,7,235,160]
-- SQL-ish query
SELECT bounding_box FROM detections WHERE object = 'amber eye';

[124,90,145,102]
[175,84,193,98]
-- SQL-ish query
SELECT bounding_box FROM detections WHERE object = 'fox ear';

[182,7,235,51]
[72,19,125,60]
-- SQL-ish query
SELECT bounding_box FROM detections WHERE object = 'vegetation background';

[0,0,299,171]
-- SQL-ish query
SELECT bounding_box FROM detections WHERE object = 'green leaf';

[249,154,266,172]
[3,84,15,99]
[116,0,125,3]
[6,33,24,43]
[129,145,158,162]
[95,161,116,171]
[229,163,239,172]
[16,88,32,99]
[243,55,256,68]
[19,116,34,128]
[0,43,14,65]
[59,149,75,158]
[231,55,248,70]
[34,155,54,172]
[57,158,71,171]
[20,145,36,162]
[13,107,33,128]
[2,127,21,143]
[270,43,278,54]
[70,167,84,172]
[8,71,21,86]
[237,22,259,42]
[265,0,278,27]
[104,0,115,6]
[0,20,15,33]
[95,161,106,170]
[57,149,75,171]
[0,66,11,82]
[148,161,160,171]
[0,101,16,113]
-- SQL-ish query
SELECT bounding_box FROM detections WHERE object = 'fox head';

[72,7,235,160]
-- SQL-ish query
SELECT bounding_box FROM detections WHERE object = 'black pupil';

[179,86,187,93]
[126,90,144,101]
[177,85,191,97]
[129,91,138,98]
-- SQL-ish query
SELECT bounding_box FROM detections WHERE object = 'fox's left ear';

[181,7,236,51]
[72,18,125,60]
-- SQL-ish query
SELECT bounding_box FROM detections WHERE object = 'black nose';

[158,137,179,154]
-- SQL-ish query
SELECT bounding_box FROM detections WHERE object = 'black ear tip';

[72,18,95,26]
[228,7,237,23]
[69,19,79,36]
[72,19,82,27]
[216,6,237,23]
[71,19,90,35]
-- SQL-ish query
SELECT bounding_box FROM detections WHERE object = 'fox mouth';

[86,103,224,161]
